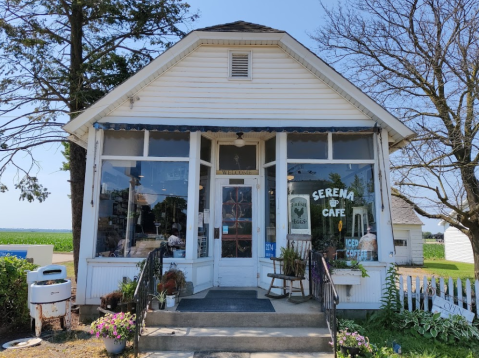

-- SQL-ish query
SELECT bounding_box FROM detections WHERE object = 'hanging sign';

[288,195,311,234]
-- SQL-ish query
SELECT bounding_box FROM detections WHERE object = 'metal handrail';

[310,251,339,358]
[133,244,166,357]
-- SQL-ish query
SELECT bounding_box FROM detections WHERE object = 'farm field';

[0,231,73,252]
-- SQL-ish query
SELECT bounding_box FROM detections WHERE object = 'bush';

[0,256,38,328]
[423,244,445,259]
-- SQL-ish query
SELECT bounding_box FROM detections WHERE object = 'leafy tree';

[422,231,432,240]
[0,0,198,280]
[313,0,479,279]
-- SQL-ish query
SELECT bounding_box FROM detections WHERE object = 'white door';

[394,230,411,265]
[214,178,258,286]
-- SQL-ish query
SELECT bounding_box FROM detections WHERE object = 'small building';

[390,196,423,265]
[443,226,473,264]
[63,21,415,313]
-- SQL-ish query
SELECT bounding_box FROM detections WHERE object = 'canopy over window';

[94,123,375,133]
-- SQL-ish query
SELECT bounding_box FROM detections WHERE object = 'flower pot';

[159,301,166,310]
[103,337,126,354]
[166,294,176,308]
[150,299,159,310]
[340,346,360,358]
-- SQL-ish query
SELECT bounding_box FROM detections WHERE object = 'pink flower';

[117,335,121,339]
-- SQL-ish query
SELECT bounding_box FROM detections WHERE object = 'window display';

[96,160,188,258]
[287,163,377,261]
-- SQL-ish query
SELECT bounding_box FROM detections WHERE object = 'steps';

[139,310,333,354]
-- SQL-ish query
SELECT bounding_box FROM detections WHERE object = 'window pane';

[149,132,189,157]
[287,133,328,159]
[265,137,276,163]
[219,145,257,171]
[287,163,377,261]
[198,165,210,258]
[332,134,373,159]
[97,160,188,258]
[265,166,276,258]
[200,136,212,162]
[103,131,144,156]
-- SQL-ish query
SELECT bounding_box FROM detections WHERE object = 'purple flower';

[117,335,121,339]
[96,332,100,338]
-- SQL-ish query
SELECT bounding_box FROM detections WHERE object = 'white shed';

[391,196,423,265]
[444,226,473,264]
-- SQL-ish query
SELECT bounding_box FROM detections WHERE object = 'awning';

[93,123,375,133]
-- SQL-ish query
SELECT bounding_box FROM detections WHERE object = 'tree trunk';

[69,3,84,282]
[69,142,86,281]
[469,229,479,280]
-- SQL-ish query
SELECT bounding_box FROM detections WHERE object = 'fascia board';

[195,31,284,42]
[279,34,416,142]
[63,32,201,134]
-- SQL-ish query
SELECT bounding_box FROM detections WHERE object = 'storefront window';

[332,134,374,159]
[103,131,144,156]
[288,133,328,159]
[287,163,377,261]
[265,166,276,257]
[149,132,190,157]
[218,144,257,173]
[198,165,210,257]
[96,160,188,258]
[265,137,276,164]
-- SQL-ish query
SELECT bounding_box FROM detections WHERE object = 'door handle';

[214,227,220,239]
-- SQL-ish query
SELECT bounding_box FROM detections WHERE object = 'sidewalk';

[52,253,73,263]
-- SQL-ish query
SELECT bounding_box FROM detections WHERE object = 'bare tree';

[0,0,198,280]
[312,0,479,278]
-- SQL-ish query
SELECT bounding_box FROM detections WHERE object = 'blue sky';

[0,0,440,233]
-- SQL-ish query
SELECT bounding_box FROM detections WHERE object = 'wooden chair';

[265,234,312,302]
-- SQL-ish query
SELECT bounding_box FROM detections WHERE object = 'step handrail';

[310,251,339,358]
[134,244,167,357]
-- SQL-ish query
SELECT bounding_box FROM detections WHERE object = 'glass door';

[214,178,257,286]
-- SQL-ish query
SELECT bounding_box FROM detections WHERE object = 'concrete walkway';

[142,352,334,358]
[52,253,73,263]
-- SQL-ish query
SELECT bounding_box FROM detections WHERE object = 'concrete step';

[145,311,327,328]
[139,326,332,353]
[141,352,335,357]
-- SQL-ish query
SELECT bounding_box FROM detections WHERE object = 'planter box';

[331,269,362,285]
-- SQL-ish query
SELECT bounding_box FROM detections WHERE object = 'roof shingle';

[391,196,423,225]
[195,21,284,33]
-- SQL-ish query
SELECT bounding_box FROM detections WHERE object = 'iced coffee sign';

[312,188,354,217]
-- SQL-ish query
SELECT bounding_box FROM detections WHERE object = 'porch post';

[185,131,201,260]
[276,132,288,255]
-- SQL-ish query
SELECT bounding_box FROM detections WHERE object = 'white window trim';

[228,50,252,80]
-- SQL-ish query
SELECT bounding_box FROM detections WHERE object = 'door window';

[221,186,252,258]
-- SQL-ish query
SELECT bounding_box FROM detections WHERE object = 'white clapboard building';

[63,21,415,315]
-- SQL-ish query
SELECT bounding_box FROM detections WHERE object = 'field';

[0,232,73,252]
[423,243,445,259]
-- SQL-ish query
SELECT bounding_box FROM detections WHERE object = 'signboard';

[431,295,475,323]
[0,250,27,259]
[216,170,259,175]
[288,195,311,234]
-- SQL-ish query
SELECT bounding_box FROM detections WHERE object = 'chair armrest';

[270,257,284,262]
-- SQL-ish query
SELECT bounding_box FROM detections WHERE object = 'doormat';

[176,297,275,312]
[205,290,257,299]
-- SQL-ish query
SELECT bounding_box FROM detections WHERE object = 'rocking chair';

[265,234,312,302]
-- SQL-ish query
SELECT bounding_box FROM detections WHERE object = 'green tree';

[313,0,479,279]
[0,0,197,280]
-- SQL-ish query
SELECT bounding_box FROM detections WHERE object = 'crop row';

[0,232,73,252]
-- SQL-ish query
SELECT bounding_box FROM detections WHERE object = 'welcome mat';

[176,290,275,312]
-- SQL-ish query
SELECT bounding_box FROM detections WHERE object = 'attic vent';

[229,51,251,80]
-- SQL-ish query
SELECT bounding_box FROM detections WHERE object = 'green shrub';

[0,256,38,328]
[423,244,444,259]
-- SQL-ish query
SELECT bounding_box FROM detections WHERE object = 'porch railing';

[310,251,339,358]
[133,244,167,357]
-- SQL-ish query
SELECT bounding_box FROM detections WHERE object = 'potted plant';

[335,329,372,358]
[118,278,137,313]
[90,312,136,354]
[151,288,167,310]
[158,268,186,307]
[280,246,305,277]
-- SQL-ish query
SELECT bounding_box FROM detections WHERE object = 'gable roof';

[391,196,423,225]
[197,20,284,33]
[63,21,415,148]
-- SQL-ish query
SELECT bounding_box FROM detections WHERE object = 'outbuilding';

[63,21,415,314]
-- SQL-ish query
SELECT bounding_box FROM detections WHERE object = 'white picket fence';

[398,275,479,318]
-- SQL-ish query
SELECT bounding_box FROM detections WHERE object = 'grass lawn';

[423,259,475,280]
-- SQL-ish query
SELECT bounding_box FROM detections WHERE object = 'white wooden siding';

[445,227,474,264]
[106,46,371,122]
[393,225,423,265]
